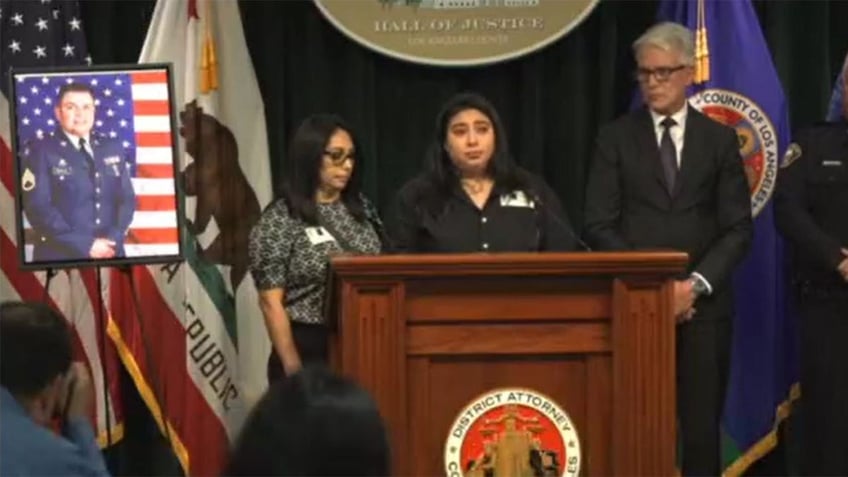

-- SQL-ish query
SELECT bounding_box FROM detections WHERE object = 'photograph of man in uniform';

[19,82,136,263]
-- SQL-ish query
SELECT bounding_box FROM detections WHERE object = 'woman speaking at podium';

[248,114,383,382]
[387,92,578,253]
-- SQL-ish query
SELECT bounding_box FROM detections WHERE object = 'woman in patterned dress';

[248,114,383,382]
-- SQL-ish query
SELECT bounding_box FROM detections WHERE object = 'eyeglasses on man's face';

[635,65,687,83]
[324,148,356,165]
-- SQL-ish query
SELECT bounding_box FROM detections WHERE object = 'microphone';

[362,200,391,251]
[530,192,592,252]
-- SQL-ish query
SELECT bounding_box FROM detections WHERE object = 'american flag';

[0,0,90,74]
[14,74,139,167]
[13,70,180,258]
[1,0,123,446]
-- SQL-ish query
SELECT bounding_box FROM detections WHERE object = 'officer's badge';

[104,156,122,176]
[21,168,36,192]
[781,143,802,169]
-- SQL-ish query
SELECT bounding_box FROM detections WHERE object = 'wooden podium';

[327,252,686,476]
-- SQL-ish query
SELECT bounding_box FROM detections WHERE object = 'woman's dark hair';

[417,91,530,217]
[0,301,72,397]
[225,366,390,477]
[278,114,365,225]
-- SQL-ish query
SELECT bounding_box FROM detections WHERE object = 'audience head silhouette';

[225,365,390,476]
[0,301,73,426]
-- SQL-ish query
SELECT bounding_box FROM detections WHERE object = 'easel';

[42,268,57,302]
[40,264,174,457]
[93,266,113,448]
[42,266,115,448]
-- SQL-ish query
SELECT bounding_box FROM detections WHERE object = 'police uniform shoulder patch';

[781,142,802,169]
[21,168,36,192]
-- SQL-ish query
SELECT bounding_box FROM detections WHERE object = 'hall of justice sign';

[444,388,581,477]
[313,0,599,67]
[690,89,779,217]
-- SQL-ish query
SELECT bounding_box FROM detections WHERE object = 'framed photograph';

[8,63,184,270]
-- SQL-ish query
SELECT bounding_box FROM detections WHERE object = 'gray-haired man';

[584,21,753,475]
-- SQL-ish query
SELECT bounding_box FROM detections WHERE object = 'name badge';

[51,165,72,177]
[304,226,336,245]
[822,160,843,167]
[499,190,535,209]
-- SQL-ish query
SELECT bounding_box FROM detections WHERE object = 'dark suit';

[584,106,753,475]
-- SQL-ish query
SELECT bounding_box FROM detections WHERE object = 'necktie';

[78,138,96,177]
[78,138,95,164]
[659,116,678,193]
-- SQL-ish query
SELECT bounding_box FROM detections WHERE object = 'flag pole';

[122,266,175,453]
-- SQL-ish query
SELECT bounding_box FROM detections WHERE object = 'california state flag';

[107,0,272,474]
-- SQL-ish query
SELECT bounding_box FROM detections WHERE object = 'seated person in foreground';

[225,365,390,476]
[0,301,110,477]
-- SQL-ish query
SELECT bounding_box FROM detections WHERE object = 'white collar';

[63,131,91,148]
[649,104,688,130]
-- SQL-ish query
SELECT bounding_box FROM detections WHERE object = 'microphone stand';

[531,192,592,252]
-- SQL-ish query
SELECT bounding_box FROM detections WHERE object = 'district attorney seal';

[314,0,599,67]
[445,388,581,477]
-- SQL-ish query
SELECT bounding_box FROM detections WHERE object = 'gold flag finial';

[199,0,219,93]
[694,0,710,84]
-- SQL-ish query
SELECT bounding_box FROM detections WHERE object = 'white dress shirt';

[648,104,713,295]
[649,104,688,168]
[63,131,93,155]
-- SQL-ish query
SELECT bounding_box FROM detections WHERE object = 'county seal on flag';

[444,388,581,477]
[690,89,779,217]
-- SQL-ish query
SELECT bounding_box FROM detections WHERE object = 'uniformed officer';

[20,82,135,263]
[774,62,848,476]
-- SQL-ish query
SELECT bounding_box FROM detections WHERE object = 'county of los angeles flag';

[826,52,847,122]
[656,0,798,474]
[0,0,123,447]
[107,0,273,475]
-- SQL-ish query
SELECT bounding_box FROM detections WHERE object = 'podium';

[327,252,686,476]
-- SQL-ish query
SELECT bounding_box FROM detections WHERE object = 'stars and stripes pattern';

[12,70,180,258]
[0,0,90,80]
[14,74,138,158]
[1,0,123,446]
[121,70,180,257]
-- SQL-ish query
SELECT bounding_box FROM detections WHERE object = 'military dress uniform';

[774,121,848,476]
[20,131,136,263]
